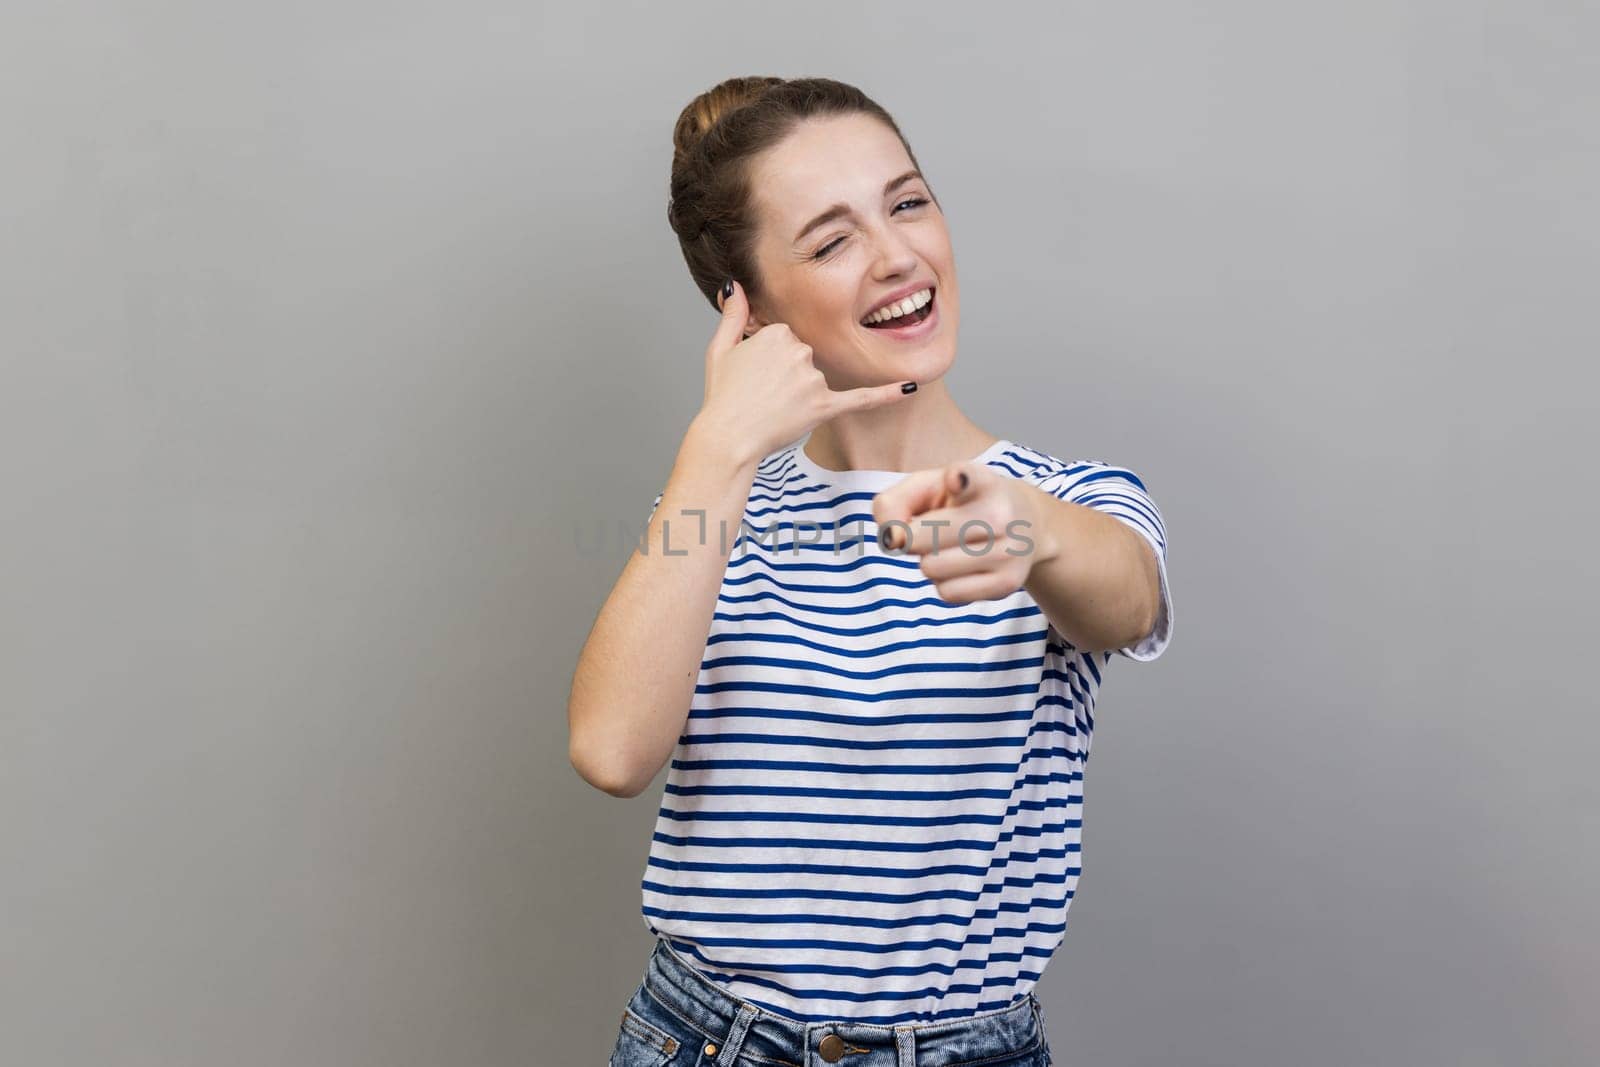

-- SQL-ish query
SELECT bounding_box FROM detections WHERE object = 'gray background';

[3,2,1595,1065]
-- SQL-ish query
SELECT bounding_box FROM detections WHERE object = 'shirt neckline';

[787,436,1015,492]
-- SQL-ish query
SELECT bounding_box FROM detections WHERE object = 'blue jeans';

[608,936,1054,1067]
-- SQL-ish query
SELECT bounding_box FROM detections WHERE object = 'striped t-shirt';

[634,436,1173,1025]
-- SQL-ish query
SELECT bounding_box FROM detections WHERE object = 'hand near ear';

[699,278,919,465]
[872,462,1051,605]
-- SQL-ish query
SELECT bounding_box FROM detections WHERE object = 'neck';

[801,379,998,473]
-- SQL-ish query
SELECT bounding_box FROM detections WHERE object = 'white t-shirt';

[633,437,1173,1024]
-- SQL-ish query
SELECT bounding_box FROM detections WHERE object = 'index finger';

[872,468,951,550]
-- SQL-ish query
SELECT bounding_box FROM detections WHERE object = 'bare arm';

[567,415,758,798]
[1020,487,1161,654]
[567,277,919,798]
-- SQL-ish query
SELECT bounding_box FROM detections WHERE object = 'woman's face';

[743,112,959,390]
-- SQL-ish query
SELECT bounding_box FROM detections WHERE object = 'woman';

[571,76,1173,1066]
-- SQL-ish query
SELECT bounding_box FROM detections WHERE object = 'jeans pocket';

[608,1003,679,1067]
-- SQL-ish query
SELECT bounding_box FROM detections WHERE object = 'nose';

[866,220,918,278]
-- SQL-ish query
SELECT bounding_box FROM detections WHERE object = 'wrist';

[1019,483,1064,570]
[684,412,761,475]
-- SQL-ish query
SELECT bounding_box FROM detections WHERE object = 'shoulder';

[991,440,1133,493]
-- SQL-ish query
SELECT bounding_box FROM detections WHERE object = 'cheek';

[813,292,864,332]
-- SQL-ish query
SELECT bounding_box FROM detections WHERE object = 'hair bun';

[670,76,786,166]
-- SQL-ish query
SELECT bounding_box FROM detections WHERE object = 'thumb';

[709,278,751,355]
[942,461,978,509]
[920,460,980,516]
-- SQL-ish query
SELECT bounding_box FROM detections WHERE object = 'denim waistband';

[639,936,1047,1066]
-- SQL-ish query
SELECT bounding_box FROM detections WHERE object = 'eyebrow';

[792,169,925,244]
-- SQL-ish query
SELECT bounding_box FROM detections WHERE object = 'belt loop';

[715,1002,760,1067]
[895,1024,916,1067]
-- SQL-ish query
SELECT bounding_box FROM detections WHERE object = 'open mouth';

[861,287,936,330]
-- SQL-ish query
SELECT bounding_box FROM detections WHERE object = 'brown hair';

[667,76,930,313]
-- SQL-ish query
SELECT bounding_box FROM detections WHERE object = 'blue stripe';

[704,626,1047,656]
[671,755,1080,776]
[709,604,1047,638]
[692,680,1046,701]
[664,778,1085,801]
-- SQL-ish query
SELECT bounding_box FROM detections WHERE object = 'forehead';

[749,113,916,233]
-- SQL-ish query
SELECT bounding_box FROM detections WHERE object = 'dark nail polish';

[958,471,969,490]
[901,381,917,394]
[722,278,734,300]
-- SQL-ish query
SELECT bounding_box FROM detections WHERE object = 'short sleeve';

[1039,459,1173,662]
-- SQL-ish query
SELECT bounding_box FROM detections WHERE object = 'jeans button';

[818,1033,846,1061]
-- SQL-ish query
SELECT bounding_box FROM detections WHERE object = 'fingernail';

[722,278,734,300]
[958,471,969,490]
[901,381,917,394]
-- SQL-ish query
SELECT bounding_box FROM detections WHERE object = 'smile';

[860,287,937,337]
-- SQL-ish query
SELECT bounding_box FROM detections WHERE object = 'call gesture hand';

[697,279,918,465]
[872,459,1052,604]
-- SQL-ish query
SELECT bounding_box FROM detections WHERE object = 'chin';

[887,341,956,382]
[921,345,958,379]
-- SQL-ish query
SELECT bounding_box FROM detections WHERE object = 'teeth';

[863,287,932,325]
